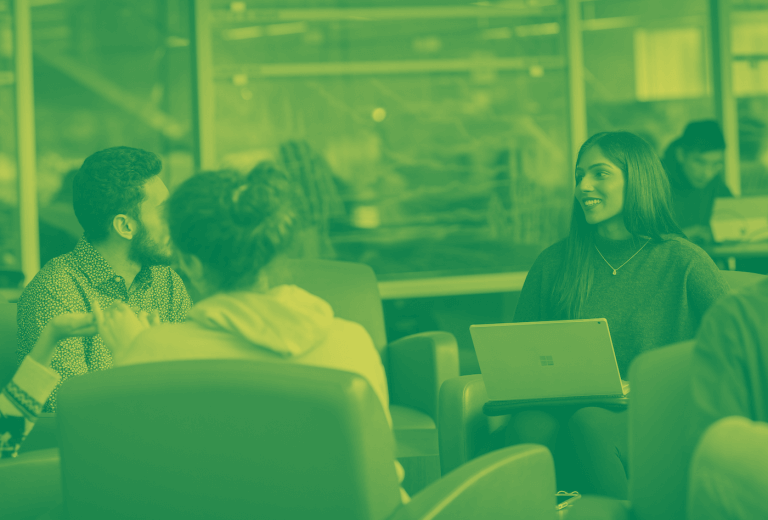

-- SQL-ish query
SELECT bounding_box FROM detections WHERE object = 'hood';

[187,285,335,358]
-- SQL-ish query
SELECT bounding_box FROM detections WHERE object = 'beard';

[128,223,173,267]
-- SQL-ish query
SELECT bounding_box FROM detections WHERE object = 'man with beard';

[16,147,192,412]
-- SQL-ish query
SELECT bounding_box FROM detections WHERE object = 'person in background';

[510,131,729,499]
[662,120,731,245]
[16,146,192,412]
[1,312,96,458]
[278,140,346,260]
[686,275,768,519]
[94,163,408,503]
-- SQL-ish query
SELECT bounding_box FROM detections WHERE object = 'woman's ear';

[176,252,209,301]
[177,253,205,283]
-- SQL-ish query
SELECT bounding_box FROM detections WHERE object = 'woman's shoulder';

[531,238,568,269]
[654,235,714,263]
[329,317,377,348]
[121,321,214,364]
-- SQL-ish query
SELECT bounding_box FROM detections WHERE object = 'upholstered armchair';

[51,360,556,520]
[285,259,460,493]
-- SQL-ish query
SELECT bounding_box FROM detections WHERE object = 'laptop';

[710,196,768,243]
[470,319,629,406]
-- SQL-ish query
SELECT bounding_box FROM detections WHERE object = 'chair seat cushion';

[391,405,437,458]
[391,405,436,431]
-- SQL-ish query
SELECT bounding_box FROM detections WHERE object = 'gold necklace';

[594,238,651,275]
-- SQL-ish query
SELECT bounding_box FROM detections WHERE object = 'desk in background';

[705,241,768,273]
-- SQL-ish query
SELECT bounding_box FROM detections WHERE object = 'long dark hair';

[554,132,683,318]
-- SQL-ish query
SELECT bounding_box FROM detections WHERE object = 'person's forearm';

[27,328,59,368]
[0,356,60,458]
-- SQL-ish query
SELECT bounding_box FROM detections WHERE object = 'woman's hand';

[29,312,98,367]
[93,300,160,365]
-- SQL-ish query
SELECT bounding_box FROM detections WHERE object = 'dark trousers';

[506,406,628,499]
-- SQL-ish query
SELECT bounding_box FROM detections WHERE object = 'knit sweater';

[513,234,730,378]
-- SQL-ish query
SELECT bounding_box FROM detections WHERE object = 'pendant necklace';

[594,238,651,275]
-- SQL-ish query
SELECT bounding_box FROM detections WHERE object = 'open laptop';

[710,196,768,243]
[470,319,629,406]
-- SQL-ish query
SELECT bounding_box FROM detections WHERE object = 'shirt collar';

[72,236,155,289]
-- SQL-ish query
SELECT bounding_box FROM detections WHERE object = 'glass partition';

[732,0,768,196]
[581,0,717,156]
[30,0,196,265]
[0,0,23,288]
[201,0,574,280]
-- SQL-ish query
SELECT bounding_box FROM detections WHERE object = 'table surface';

[705,240,768,257]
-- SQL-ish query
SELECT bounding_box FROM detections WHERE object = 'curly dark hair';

[73,147,163,242]
[167,163,297,291]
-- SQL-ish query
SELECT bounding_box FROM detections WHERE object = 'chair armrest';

[388,444,556,520]
[0,447,62,519]
[388,331,459,421]
[438,375,510,475]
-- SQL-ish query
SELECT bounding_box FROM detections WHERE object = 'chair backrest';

[284,259,388,353]
[0,302,18,389]
[57,360,401,520]
[628,340,695,520]
[720,269,765,293]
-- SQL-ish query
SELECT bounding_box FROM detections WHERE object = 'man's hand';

[29,313,98,367]
[93,300,160,365]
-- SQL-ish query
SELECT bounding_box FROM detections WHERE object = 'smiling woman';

[575,148,628,238]
[504,131,731,499]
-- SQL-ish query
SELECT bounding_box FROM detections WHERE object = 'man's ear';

[112,214,137,240]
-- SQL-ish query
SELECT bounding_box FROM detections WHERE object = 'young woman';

[509,131,729,498]
[94,164,409,502]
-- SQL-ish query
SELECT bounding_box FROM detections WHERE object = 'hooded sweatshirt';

[120,284,392,427]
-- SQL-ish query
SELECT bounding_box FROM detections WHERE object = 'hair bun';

[231,161,295,228]
[231,182,269,227]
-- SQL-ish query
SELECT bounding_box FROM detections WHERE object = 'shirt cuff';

[2,357,60,419]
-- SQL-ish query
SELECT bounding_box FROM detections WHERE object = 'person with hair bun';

[94,163,409,502]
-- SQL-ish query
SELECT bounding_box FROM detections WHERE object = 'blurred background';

[2,0,767,372]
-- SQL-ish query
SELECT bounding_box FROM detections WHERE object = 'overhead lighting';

[482,27,512,40]
[372,107,387,122]
[515,22,559,37]
[222,22,308,41]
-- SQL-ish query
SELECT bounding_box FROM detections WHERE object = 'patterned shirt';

[16,237,192,412]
